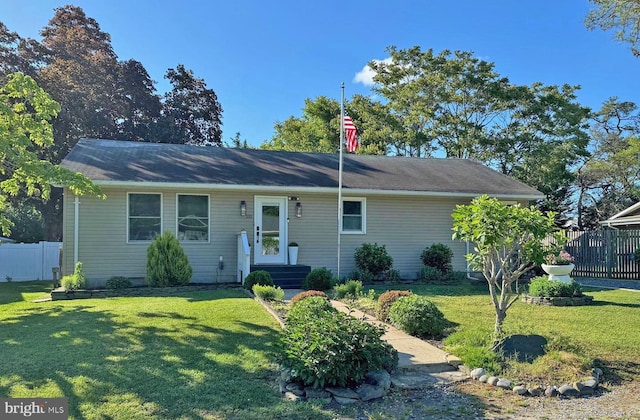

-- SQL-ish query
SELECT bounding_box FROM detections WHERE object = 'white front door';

[254,196,287,264]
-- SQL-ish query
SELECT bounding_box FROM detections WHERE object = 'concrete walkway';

[282,289,467,387]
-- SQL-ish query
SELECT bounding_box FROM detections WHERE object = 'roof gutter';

[85,180,544,201]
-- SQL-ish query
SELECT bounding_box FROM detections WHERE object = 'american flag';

[343,115,359,153]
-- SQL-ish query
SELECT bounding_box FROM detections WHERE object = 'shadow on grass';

[0,296,331,419]
[588,300,640,309]
[0,281,53,305]
[594,359,640,385]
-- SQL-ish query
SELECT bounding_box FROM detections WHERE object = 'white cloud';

[353,58,393,86]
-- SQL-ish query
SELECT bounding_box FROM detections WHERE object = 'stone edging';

[521,294,594,306]
[50,284,241,301]
[469,367,602,397]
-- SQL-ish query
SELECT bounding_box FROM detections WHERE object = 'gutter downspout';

[466,241,482,281]
[74,195,79,265]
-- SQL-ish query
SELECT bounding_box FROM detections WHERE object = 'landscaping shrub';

[244,270,274,291]
[332,280,363,299]
[252,284,284,301]
[418,266,443,283]
[146,232,192,286]
[385,268,402,282]
[528,276,582,297]
[289,290,329,306]
[388,295,447,337]
[375,290,412,321]
[302,267,333,290]
[420,243,453,273]
[287,296,336,322]
[106,276,132,289]
[61,262,86,291]
[354,243,393,278]
[279,296,398,388]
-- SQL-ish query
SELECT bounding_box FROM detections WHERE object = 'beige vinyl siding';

[62,184,528,287]
[62,187,256,287]
[287,194,471,279]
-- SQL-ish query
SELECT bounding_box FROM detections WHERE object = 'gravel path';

[576,277,640,291]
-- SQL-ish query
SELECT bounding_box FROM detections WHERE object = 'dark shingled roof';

[61,139,542,197]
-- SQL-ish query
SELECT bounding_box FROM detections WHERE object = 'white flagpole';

[337,82,345,279]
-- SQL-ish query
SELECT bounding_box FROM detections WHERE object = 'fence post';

[606,230,614,278]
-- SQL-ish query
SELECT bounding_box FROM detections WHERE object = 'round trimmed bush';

[252,284,285,301]
[287,296,336,324]
[279,297,398,388]
[375,290,412,321]
[420,243,453,273]
[302,267,333,290]
[332,280,363,299]
[290,290,329,306]
[354,243,393,278]
[388,295,447,337]
[244,270,274,290]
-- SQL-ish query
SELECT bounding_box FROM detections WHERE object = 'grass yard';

[0,282,334,420]
[371,281,640,384]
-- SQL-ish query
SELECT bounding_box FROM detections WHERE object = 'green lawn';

[371,281,640,383]
[0,282,333,420]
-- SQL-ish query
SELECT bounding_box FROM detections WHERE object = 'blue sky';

[3,0,639,146]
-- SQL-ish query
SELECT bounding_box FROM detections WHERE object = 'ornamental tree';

[0,72,102,235]
[451,195,563,344]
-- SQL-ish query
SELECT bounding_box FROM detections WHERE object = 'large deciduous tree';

[586,0,640,57]
[451,195,561,344]
[156,64,223,146]
[0,73,102,235]
[576,98,640,227]
[1,5,223,239]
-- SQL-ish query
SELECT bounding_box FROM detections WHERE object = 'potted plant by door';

[288,242,299,265]
[541,250,575,283]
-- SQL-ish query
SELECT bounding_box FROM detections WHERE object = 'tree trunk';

[40,188,64,241]
[493,309,506,348]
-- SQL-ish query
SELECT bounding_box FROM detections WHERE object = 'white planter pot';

[541,263,575,283]
[288,246,298,265]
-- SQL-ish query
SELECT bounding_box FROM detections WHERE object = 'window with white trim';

[341,198,366,234]
[177,194,209,242]
[128,193,162,241]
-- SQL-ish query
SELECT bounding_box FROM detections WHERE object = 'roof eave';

[77,180,543,200]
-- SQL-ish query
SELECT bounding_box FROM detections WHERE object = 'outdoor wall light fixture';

[295,202,302,218]
[240,200,247,217]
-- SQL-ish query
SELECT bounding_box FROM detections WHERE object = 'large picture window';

[128,193,162,241]
[341,198,366,234]
[177,194,209,242]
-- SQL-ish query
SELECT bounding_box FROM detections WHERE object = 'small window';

[128,193,162,241]
[342,198,366,234]
[177,194,209,242]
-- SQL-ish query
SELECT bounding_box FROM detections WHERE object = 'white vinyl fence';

[0,241,62,281]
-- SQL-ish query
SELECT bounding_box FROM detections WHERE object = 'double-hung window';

[128,193,162,241]
[177,194,209,242]
[341,198,366,234]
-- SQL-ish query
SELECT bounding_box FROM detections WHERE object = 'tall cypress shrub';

[146,232,193,286]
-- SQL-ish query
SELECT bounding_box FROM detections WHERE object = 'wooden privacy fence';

[0,241,62,281]
[564,230,640,280]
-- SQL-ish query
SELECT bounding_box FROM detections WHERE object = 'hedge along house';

[60,139,543,288]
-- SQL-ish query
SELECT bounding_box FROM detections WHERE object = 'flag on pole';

[343,115,359,153]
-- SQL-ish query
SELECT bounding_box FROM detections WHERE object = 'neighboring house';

[60,139,543,288]
[600,201,640,229]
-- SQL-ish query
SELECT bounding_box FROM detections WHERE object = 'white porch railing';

[237,230,250,284]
